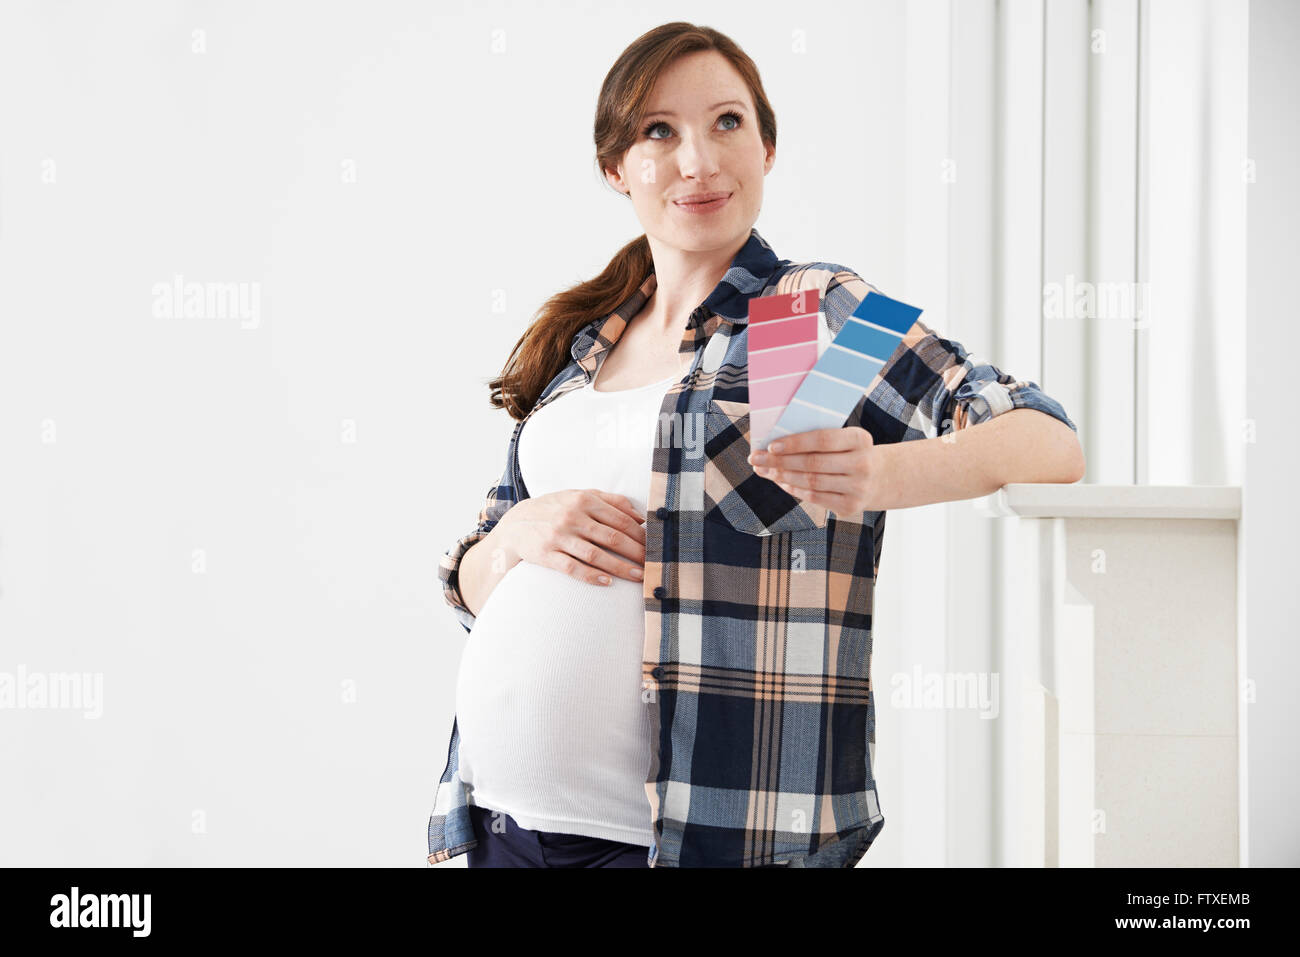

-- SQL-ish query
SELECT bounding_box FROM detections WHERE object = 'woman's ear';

[604,164,629,195]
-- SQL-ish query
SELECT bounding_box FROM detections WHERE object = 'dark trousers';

[466,804,652,868]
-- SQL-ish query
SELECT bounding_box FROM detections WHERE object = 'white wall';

[1141,0,1247,486]
[1244,0,1300,869]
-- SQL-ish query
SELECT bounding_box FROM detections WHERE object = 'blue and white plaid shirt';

[428,228,1077,867]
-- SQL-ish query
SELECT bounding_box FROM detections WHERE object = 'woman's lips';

[673,193,732,214]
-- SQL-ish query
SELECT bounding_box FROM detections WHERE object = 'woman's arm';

[439,470,520,634]
[828,270,1082,506]
[455,525,521,619]
[750,268,1086,512]
[871,407,1084,510]
[752,407,1084,514]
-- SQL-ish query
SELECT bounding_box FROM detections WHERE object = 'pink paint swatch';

[746,290,821,447]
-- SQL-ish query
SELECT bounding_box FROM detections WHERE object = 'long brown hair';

[485,22,778,421]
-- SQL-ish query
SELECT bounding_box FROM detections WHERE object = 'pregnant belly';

[454,558,653,787]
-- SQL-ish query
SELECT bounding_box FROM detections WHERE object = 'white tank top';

[453,364,678,846]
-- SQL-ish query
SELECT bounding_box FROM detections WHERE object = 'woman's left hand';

[747,427,889,515]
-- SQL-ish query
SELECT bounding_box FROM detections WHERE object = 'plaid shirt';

[428,228,1077,868]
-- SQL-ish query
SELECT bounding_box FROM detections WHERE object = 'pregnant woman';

[428,21,1084,868]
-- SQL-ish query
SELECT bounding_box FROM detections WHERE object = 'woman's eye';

[642,111,744,140]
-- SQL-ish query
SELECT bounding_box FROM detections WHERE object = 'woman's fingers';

[525,489,648,586]
[753,464,856,493]
[592,490,648,531]
[551,532,644,585]
[578,511,646,576]
[589,499,647,550]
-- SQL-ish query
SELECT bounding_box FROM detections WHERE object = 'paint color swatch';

[745,289,821,447]
[753,291,923,450]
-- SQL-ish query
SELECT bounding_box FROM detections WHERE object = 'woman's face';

[605,50,774,253]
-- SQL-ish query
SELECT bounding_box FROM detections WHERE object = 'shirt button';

[655,507,668,520]
[651,667,664,679]
[653,586,666,599]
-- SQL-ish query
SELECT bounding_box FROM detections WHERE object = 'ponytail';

[486,233,654,421]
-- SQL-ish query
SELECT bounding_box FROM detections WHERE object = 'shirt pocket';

[703,397,829,536]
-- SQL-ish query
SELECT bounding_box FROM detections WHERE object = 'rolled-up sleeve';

[822,268,1078,442]
[944,356,1077,433]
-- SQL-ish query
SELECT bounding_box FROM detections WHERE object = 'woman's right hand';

[494,489,647,585]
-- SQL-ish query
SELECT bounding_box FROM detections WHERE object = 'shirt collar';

[570,227,787,370]
[694,226,786,324]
